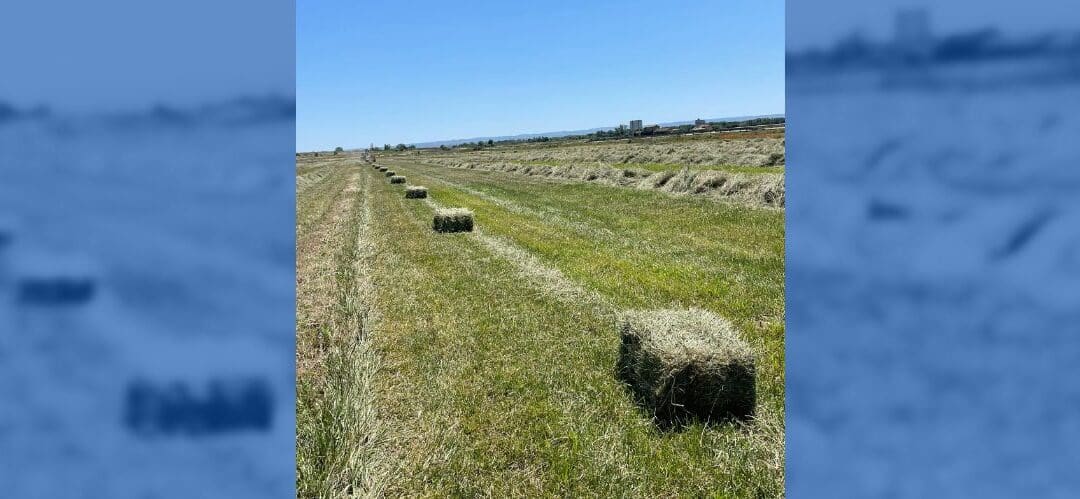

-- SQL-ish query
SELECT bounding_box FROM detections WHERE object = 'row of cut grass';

[296,163,387,497]
[510,160,783,175]
[425,158,782,175]
[363,160,784,495]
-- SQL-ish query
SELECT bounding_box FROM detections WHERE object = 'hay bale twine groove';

[405,186,428,199]
[617,308,755,426]
[389,175,406,184]
[432,208,474,233]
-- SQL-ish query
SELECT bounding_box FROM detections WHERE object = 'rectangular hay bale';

[16,277,97,305]
[389,175,406,184]
[617,308,755,425]
[378,167,388,172]
[432,208,474,233]
[384,170,396,177]
[405,186,428,198]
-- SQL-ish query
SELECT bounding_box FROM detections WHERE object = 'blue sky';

[297,1,784,151]
[0,0,293,113]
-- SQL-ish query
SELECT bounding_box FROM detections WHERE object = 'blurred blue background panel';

[788,0,1080,497]
[0,1,295,497]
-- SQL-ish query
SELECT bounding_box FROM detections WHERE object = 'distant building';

[691,124,711,133]
[694,119,707,126]
[629,120,643,134]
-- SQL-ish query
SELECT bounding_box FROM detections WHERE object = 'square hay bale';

[405,186,428,199]
[617,308,755,425]
[16,277,97,306]
[384,170,396,177]
[389,175,406,184]
[432,208,474,233]
[378,167,388,172]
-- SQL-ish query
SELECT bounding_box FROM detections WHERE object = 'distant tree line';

[708,117,785,129]
[376,116,784,152]
[382,143,417,151]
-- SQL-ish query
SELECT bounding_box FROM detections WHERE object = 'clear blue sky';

[297,1,784,151]
[0,0,293,113]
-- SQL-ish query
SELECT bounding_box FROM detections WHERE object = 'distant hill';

[103,95,294,129]
[409,113,784,149]
[0,100,51,124]
[0,96,293,131]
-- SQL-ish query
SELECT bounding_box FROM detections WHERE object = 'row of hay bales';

[375,164,474,233]
[373,163,753,427]
[423,159,784,208]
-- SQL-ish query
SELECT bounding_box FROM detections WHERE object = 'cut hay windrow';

[389,175,406,184]
[617,308,755,426]
[404,186,428,199]
[432,208,474,233]
[384,171,395,177]
[421,159,785,208]
[428,133,784,166]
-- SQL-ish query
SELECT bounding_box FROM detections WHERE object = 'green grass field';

[296,155,785,496]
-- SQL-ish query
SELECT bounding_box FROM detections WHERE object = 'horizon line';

[332,112,786,153]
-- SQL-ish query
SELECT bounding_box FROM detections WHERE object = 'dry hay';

[384,171,396,177]
[617,308,755,426]
[432,208,474,233]
[430,135,783,166]
[389,175,406,184]
[425,159,784,208]
[650,168,785,207]
[405,186,428,199]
